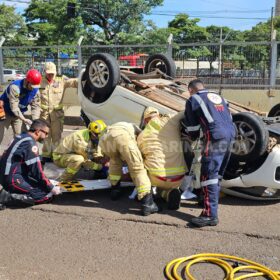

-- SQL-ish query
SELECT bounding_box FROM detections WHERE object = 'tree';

[0,4,29,46]
[24,0,85,46]
[168,14,208,44]
[242,21,271,71]
[206,25,246,73]
[79,0,163,42]
[142,21,171,45]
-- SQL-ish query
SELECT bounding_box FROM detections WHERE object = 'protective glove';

[83,160,102,170]
[51,186,62,195]
[24,118,33,127]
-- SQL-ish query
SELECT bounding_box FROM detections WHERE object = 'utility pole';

[271,7,274,41]
[77,36,84,76]
[275,0,280,16]
[0,37,6,84]
[218,28,223,75]
[270,7,277,88]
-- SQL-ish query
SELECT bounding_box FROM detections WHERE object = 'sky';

[146,0,275,31]
[0,0,276,31]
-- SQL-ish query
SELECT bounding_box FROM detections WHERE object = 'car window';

[4,70,12,74]
[16,70,23,75]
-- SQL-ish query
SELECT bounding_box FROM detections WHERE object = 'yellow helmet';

[88,120,107,134]
[143,107,159,119]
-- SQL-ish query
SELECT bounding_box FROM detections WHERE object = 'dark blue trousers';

[200,138,232,218]
[4,174,51,203]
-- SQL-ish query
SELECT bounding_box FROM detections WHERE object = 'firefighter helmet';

[88,120,107,134]
[26,69,42,88]
[143,107,159,119]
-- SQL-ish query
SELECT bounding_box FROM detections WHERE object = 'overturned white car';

[63,53,280,200]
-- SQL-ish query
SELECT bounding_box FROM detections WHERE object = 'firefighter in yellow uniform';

[90,120,158,216]
[40,62,78,161]
[137,107,187,210]
[53,122,105,181]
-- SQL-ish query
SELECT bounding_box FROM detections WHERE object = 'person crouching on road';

[0,69,42,148]
[137,107,187,210]
[91,120,159,216]
[40,62,78,162]
[0,119,61,208]
[181,79,235,227]
[53,121,107,182]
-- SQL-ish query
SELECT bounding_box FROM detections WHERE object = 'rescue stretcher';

[52,179,134,193]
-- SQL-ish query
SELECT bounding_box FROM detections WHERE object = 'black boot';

[110,181,123,201]
[0,188,12,210]
[190,215,219,227]
[167,189,181,210]
[0,188,12,206]
[141,193,159,216]
[10,193,35,206]
[0,189,34,207]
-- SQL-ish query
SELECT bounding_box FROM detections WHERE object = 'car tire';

[230,112,269,162]
[144,53,176,78]
[85,53,120,103]
[268,103,280,117]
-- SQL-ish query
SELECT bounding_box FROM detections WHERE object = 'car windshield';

[16,70,24,75]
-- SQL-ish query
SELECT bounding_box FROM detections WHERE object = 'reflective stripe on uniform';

[109,174,121,181]
[25,156,41,165]
[187,125,201,132]
[66,167,79,174]
[52,153,61,161]
[201,178,219,187]
[91,162,102,170]
[148,166,186,176]
[137,185,150,194]
[54,104,63,110]
[155,174,184,182]
[41,104,48,110]
[5,137,33,175]
[192,94,214,123]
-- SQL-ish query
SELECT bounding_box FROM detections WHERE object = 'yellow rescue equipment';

[165,253,280,280]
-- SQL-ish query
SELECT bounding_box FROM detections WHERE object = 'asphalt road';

[0,125,279,280]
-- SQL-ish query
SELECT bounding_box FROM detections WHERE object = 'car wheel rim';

[88,59,109,88]
[147,59,167,73]
[233,121,257,155]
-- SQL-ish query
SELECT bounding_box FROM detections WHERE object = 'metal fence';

[0,40,279,88]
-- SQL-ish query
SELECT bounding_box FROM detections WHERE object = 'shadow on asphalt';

[51,188,196,223]
[219,196,280,207]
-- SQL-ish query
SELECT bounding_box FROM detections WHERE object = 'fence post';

[77,36,84,76]
[270,30,277,88]
[57,45,61,75]
[167,34,173,57]
[0,37,5,84]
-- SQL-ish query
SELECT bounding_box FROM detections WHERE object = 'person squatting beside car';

[90,120,159,216]
[181,79,235,227]
[52,121,108,181]
[0,69,42,148]
[0,119,61,209]
[137,107,187,210]
[40,62,78,162]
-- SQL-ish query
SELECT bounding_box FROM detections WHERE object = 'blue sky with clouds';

[0,0,276,31]
[147,0,275,31]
